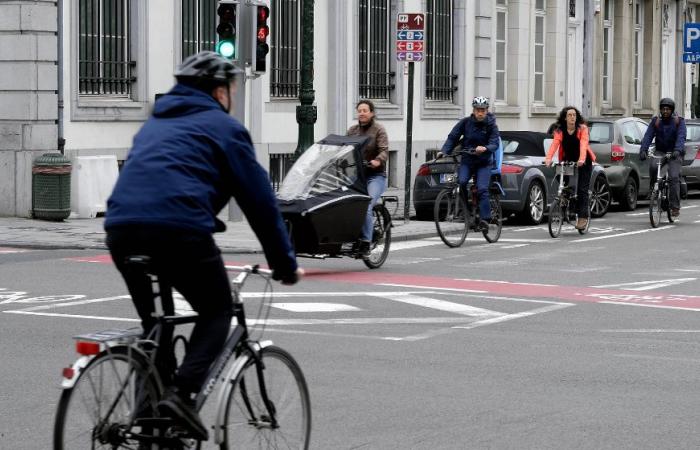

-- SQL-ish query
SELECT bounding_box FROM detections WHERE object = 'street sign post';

[397,13,424,223]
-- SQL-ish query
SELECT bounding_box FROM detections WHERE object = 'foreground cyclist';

[104,51,303,440]
[639,97,686,218]
[544,106,597,230]
[437,96,501,231]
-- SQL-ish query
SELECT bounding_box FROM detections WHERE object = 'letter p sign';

[685,24,700,53]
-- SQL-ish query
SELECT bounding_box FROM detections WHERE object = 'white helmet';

[472,96,490,108]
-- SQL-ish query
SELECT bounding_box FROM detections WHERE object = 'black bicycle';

[434,150,503,247]
[53,261,311,449]
[547,161,591,238]
[649,152,676,228]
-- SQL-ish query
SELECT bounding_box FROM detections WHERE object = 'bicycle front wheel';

[222,345,311,450]
[649,187,662,228]
[434,188,468,247]
[665,185,676,224]
[54,346,160,450]
[483,195,503,243]
[548,199,563,238]
[363,204,392,269]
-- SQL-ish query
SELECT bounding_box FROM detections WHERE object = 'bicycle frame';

[650,152,671,194]
[553,161,577,204]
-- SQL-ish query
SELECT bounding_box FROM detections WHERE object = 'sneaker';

[671,208,680,218]
[478,219,490,232]
[358,240,371,258]
[157,387,208,441]
[575,218,588,230]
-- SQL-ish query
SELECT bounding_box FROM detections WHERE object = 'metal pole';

[294,0,316,158]
[403,61,414,223]
[57,0,65,154]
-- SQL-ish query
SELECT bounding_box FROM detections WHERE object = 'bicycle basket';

[555,164,575,176]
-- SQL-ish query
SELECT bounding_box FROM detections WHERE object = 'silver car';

[682,119,700,190]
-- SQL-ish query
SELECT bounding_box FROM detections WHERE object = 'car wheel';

[618,177,638,211]
[520,180,545,224]
[589,174,611,218]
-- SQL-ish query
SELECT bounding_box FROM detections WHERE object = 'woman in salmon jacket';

[544,106,597,230]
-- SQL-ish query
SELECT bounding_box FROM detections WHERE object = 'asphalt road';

[1,198,699,449]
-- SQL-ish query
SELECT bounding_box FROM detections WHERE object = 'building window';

[78,0,135,96]
[495,0,507,102]
[533,0,545,102]
[269,153,295,191]
[602,0,613,104]
[425,0,456,102]
[633,0,643,105]
[181,0,216,60]
[270,0,300,98]
[359,0,394,100]
[569,0,576,18]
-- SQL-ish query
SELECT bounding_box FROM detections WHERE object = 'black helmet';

[659,97,675,111]
[175,51,242,82]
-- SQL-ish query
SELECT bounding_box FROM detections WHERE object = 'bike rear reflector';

[695,147,700,159]
[500,164,523,174]
[76,341,100,355]
[611,144,625,161]
[416,164,431,176]
[62,367,75,379]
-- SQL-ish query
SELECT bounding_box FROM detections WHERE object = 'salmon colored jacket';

[545,125,597,164]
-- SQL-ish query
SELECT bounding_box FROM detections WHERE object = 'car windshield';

[687,124,700,142]
[277,143,358,200]
[501,140,520,154]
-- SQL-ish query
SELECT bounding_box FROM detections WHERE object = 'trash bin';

[32,153,72,221]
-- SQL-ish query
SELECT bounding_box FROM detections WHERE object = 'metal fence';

[358,0,395,100]
[181,0,217,59]
[78,0,135,96]
[269,153,295,191]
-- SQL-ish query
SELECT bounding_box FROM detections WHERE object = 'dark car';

[412,131,611,223]
[682,119,700,189]
[587,117,689,209]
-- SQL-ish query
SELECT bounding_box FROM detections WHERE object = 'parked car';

[682,119,700,190]
[412,131,611,223]
[586,117,689,210]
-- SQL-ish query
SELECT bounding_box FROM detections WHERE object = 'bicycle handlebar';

[225,264,273,276]
[649,152,673,160]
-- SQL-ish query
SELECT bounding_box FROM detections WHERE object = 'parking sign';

[683,23,700,63]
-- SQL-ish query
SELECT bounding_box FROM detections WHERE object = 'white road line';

[510,226,547,232]
[499,244,529,249]
[271,303,361,312]
[601,329,700,333]
[379,283,572,305]
[379,283,486,294]
[597,301,700,312]
[11,295,130,311]
[454,279,558,287]
[571,225,674,242]
[368,293,504,317]
[626,212,649,216]
[5,310,139,322]
[390,240,443,251]
[451,303,572,330]
[592,278,696,291]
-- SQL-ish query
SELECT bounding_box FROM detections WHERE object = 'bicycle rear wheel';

[649,187,662,228]
[54,346,160,450]
[434,188,469,247]
[548,199,563,238]
[363,204,392,269]
[483,195,502,243]
[222,345,311,449]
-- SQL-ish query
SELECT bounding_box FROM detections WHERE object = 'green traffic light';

[216,40,235,59]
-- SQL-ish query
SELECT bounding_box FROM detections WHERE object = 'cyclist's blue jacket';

[105,83,297,275]
[640,114,687,156]
[441,112,501,166]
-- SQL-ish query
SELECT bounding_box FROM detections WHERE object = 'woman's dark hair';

[555,106,585,131]
[356,99,375,112]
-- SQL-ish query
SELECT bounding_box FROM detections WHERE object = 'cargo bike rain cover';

[277,134,372,254]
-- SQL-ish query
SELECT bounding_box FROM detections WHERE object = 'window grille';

[569,0,576,18]
[425,0,456,102]
[79,0,135,96]
[633,0,643,104]
[269,153,295,191]
[271,0,300,98]
[358,0,395,100]
[602,0,613,104]
[495,2,507,102]
[533,1,545,102]
[181,0,217,60]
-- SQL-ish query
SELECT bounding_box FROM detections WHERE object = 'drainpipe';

[57,0,65,155]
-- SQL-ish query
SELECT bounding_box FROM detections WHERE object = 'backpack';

[653,115,681,129]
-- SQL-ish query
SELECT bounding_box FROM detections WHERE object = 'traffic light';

[252,3,270,73]
[216,0,238,60]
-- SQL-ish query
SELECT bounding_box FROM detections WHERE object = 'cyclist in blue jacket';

[639,97,686,217]
[105,51,302,440]
[438,96,501,230]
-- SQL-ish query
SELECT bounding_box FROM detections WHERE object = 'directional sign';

[396,12,424,62]
[397,13,425,30]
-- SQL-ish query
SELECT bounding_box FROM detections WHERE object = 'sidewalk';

[0,194,436,254]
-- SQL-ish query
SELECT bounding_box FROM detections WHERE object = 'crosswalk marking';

[271,303,361,312]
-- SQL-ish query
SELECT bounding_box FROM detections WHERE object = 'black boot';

[157,387,208,441]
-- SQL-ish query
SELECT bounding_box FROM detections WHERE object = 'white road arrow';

[592,278,697,291]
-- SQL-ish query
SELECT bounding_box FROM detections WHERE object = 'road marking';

[452,303,572,329]
[592,278,696,291]
[454,279,558,287]
[596,301,700,312]
[571,225,674,242]
[390,240,443,251]
[499,243,529,249]
[0,247,30,254]
[271,303,361,312]
[601,329,700,333]
[4,295,129,310]
[510,226,547,232]
[368,293,504,317]
[5,310,139,322]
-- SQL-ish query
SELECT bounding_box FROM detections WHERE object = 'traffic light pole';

[404,62,414,223]
[228,69,247,221]
[294,0,316,159]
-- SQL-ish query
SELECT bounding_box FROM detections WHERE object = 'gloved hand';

[672,150,681,160]
[639,151,647,161]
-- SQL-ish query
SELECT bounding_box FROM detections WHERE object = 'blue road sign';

[684,53,700,63]
[684,23,700,53]
[396,30,424,41]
